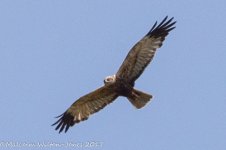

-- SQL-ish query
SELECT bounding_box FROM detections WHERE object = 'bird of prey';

[52,16,176,133]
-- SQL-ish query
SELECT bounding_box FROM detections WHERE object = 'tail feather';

[128,88,152,109]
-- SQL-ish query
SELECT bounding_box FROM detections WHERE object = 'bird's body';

[111,76,134,96]
[52,16,176,133]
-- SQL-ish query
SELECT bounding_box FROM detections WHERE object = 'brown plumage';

[52,16,176,133]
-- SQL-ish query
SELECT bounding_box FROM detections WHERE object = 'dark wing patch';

[116,16,176,83]
[52,85,118,133]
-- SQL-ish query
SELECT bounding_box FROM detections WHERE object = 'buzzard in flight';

[53,16,176,133]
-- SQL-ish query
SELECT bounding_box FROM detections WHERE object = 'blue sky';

[0,0,225,149]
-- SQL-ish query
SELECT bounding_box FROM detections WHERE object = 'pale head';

[104,74,116,85]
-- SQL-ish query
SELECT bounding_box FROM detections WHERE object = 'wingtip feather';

[146,16,176,37]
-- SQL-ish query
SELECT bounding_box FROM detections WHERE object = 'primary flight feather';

[52,16,176,133]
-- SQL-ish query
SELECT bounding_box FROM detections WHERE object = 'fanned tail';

[127,88,152,109]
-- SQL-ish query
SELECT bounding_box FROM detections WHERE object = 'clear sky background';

[0,0,225,150]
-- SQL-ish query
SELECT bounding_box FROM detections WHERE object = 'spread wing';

[116,16,176,83]
[52,84,118,133]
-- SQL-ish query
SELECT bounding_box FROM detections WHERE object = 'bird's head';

[104,75,116,85]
